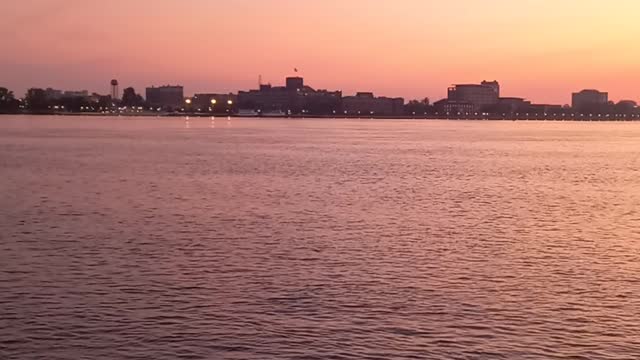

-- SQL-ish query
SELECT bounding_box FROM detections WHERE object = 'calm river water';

[1,116,640,359]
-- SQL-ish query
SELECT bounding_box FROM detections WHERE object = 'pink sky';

[2,0,640,104]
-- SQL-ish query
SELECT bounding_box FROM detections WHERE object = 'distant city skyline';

[2,0,640,103]
[7,76,636,120]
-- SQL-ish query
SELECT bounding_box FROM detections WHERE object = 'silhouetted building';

[146,85,184,109]
[527,104,563,114]
[43,88,89,101]
[286,77,304,91]
[496,97,531,113]
[617,100,637,107]
[63,90,89,98]
[448,81,500,111]
[238,77,340,115]
[238,84,291,112]
[342,92,404,116]
[615,100,637,114]
[43,88,63,100]
[572,89,608,112]
[433,99,474,114]
[298,88,342,114]
[481,80,500,95]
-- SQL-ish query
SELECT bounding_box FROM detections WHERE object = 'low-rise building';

[342,92,404,116]
[44,88,90,101]
[297,88,342,114]
[146,85,184,109]
[238,84,291,112]
[433,99,474,115]
[614,100,637,114]
[63,90,89,98]
[526,104,563,114]
[44,88,63,100]
[496,97,531,114]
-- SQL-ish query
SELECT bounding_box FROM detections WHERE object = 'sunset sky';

[2,0,640,104]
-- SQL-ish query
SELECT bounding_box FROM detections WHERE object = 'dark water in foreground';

[1,116,640,359]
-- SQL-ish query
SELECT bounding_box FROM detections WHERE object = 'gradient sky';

[2,0,640,104]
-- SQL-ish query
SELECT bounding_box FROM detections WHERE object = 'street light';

[211,99,217,105]
[227,100,233,105]
[185,98,192,105]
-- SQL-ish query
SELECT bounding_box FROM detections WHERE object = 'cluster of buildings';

[143,77,404,116]
[433,81,567,116]
[18,76,639,119]
[41,87,111,104]
[430,82,639,118]
[236,77,404,116]
[142,77,637,118]
[237,77,343,115]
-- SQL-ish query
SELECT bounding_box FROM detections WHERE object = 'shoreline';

[1,112,639,121]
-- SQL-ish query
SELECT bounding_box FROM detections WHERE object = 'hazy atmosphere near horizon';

[2,1,640,360]
[2,0,640,103]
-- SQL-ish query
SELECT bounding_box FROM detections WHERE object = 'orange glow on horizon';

[2,0,639,104]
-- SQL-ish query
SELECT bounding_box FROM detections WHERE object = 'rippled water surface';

[1,116,640,359]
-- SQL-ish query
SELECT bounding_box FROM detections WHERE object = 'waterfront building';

[571,89,608,112]
[447,81,500,111]
[481,80,500,95]
[496,97,531,114]
[342,92,404,116]
[614,100,638,114]
[146,85,184,109]
[63,90,89,98]
[286,77,304,91]
[617,100,637,108]
[527,104,563,114]
[238,84,291,112]
[299,88,342,115]
[433,99,475,115]
[43,88,63,100]
[43,88,90,101]
[238,77,341,115]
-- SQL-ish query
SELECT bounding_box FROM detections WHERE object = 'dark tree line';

[9,86,148,112]
[404,98,433,115]
[120,87,145,107]
[0,87,20,113]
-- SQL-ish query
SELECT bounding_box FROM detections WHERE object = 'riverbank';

[2,111,640,121]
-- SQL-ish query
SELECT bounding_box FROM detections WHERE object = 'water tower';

[110,79,119,100]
